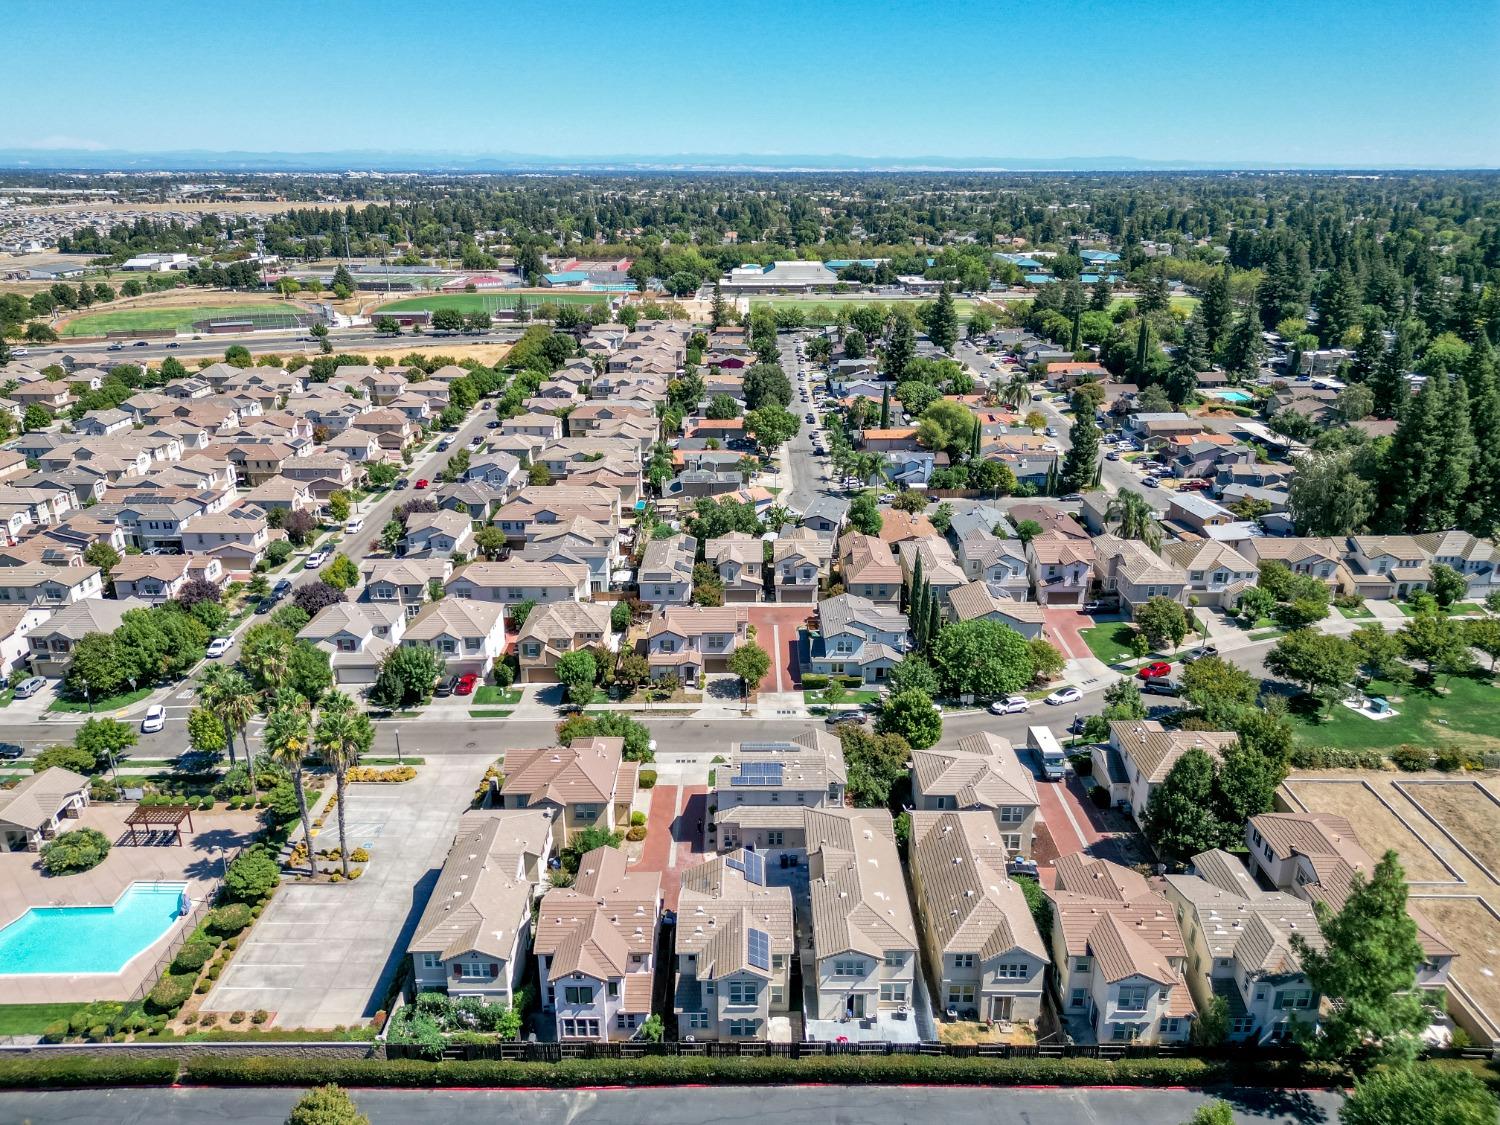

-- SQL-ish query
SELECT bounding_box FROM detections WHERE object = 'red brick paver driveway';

[744,604,815,693]
[1044,606,1095,662]
[634,783,710,910]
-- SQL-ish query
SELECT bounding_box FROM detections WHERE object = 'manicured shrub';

[39,1021,69,1043]
[350,847,370,862]
[222,849,281,903]
[206,902,253,938]
[171,941,215,974]
[287,1084,369,1125]
[630,811,646,827]
[39,827,111,875]
[626,826,647,842]
[1390,744,1431,772]
[0,1057,179,1088]
[145,973,194,1015]
[252,1009,270,1025]
[229,1010,247,1024]
[1435,746,1479,772]
[638,769,657,789]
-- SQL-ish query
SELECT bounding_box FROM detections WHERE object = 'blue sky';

[6,0,1498,166]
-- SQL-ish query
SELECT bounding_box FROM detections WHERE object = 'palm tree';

[1001,372,1031,411]
[240,626,292,694]
[1105,489,1162,550]
[199,666,260,793]
[264,702,317,877]
[313,691,374,879]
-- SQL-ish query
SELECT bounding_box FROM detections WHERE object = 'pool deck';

[0,804,260,1003]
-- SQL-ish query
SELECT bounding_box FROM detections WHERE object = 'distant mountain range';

[0,148,1486,173]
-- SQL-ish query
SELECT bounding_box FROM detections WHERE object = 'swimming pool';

[1210,390,1252,404]
[0,882,189,974]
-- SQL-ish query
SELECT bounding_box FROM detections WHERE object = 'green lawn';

[1081,620,1140,665]
[750,296,982,322]
[1335,604,1375,620]
[48,685,154,713]
[0,1003,80,1035]
[1108,296,1201,315]
[377,291,609,314]
[469,709,514,719]
[1395,601,1486,617]
[61,303,300,337]
[802,689,879,706]
[1288,672,1500,751]
[473,686,521,706]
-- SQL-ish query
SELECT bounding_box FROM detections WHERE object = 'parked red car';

[455,672,479,696]
[413,478,430,489]
[1180,478,1213,492]
[1137,661,1173,680]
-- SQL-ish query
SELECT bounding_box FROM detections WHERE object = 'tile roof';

[912,732,1040,809]
[1110,720,1237,785]
[807,808,917,961]
[503,737,628,806]
[0,766,89,830]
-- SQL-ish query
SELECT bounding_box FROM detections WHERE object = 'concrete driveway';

[202,752,490,1028]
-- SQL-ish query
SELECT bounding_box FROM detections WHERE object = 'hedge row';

[180,1053,1343,1089]
[0,1056,179,1089]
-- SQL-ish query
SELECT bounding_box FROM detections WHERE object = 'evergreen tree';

[1429,372,1473,531]
[1133,318,1151,378]
[1350,316,1386,383]
[1291,850,1431,1067]
[1061,414,1100,492]
[879,385,890,428]
[1089,277,1113,311]
[1200,266,1233,355]
[1068,306,1082,353]
[1317,265,1361,346]
[1371,323,1415,419]
[710,281,726,329]
[883,316,915,381]
[969,418,982,458]
[924,286,959,353]
[1222,299,1267,380]
[926,594,941,653]
[1461,336,1500,535]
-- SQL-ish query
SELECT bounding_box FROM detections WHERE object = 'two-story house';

[1414,531,1497,598]
[180,508,271,574]
[773,529,833,603]
[1163,849,1324,1044]
[26,597,140,676]
[804,593,909,685]
[956,530,1031,601]
[800,496,850,538]
[110,554,225,603]
[712,731,848,856]
[910,810,1049,1023]
[0,563,104,608]
[445,560,591,607]
[1092,721,1238,831]
[520,517,619,593]
[299,602,408,685]
[400,599,507,677]
[1246,812,1457,997]
[1162,540,1259,610]
[492,486,620,544]
[910,732,1039,856]
[362,558,452,617]
[945,580,1046,638]
[707,532,765,603]
[1343,535,1433,601]
[639,534,696,607]
[1026,531,1095,606]
[897,538,968,613]
[1045,853,1196,1044]
[1092,535,1190,618]
[402,509,475,559]
[534,845,660,1042]
[496,736,640,850]
[673,849,796,1040]
[406,810,554,1005]
[646,604,750,682]
[1244,537,1342,588]
[837,532,902,606]
[517,601,615,684]
[805,808,919,1024]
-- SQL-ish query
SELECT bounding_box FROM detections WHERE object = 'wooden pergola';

[124,805,194,846]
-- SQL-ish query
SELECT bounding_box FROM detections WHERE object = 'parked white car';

[989,694,1031,715]
[13,675,46,699]
[205,638,231,659]
[305,550,329,568]
[1044,687,1082,706]
[141,705,167,733]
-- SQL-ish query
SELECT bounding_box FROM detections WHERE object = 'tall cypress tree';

[969,419,982,459]
[1371,324,1415,420]
[1061,414,1100,492]
[1462,336,1500,535]
[1381,373,1442,532]
[1429,373,1473,532]
[879,386,890,429]
[1068,307,1082,353]
[1200,266,1233,355]
[926,595,941,653]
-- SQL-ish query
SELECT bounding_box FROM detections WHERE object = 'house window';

[766,830,784,847]
[952,954,976,969]
[996,962,1027,979]
[833,960,862,978]
[1002,833,1022,851]
[998,806,1024,823]
[883,951,904,968]
[1111,1023,1141,1043]
[560,1018,600,1038]
[948,985,976,1005]
[563,985,592,1005]
[419,954,440,970]
[728,1019,758,1038]
[1074,958,1091,973]
[1070,988,1088,1010]
[616,1013,637,1030]
[771,954,785,970]
[458,962,490,979]
[880,982,907,1003]
[1161,1018,1181,1036]
[728,980,757,1005]
[686,1012,709,1029]
[1276,989,1313,1010]
[607,981,618,999]
[1117,986,1148,1012]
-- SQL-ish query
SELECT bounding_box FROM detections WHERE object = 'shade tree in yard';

[875,688,942,749]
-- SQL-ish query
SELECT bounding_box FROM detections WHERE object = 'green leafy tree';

[1179,656,1259,713]
[73,716,137,768]
[34,743,99,775]
[187,707,227,754]
[876,688,942,749]
[1340,1064,1498,1125]
[1143,746,1226,861]
[837,725,913,807]
[1400,611,1474,683]
[1060,413,1100,492]
[287,640,333,705]
[610,601,631,633]
[1427,562,1468,608]
[929,619,1034,699]
[556,650,599,705]
[369,645,443,709]
[1213,740,1283,829]
[744,404,800,453]
[319,554,360,591]
[222,849,280,904]
[848,493,883,535]
[1134,596,1190,651]
[239,622,294,692]
[885,655,939,697]
[1287,450,1375,537]
[1465,616,1500,671]
[1266,629,1359,712]
[727,642,771,702]
[1292,850,1432,1068]
[40,827,111,875]
[924,286,959,352]
[555,711,653,762]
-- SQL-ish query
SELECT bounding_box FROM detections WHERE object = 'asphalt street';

[0,1084,1343,1125]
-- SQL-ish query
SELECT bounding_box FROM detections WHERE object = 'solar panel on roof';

[730,762,785,786]
[738,741,791,754]
[725,855,745,877]
[747,927,771,971]
[741,850,766,886]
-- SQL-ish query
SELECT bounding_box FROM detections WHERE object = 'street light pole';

[394,725,403,765]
